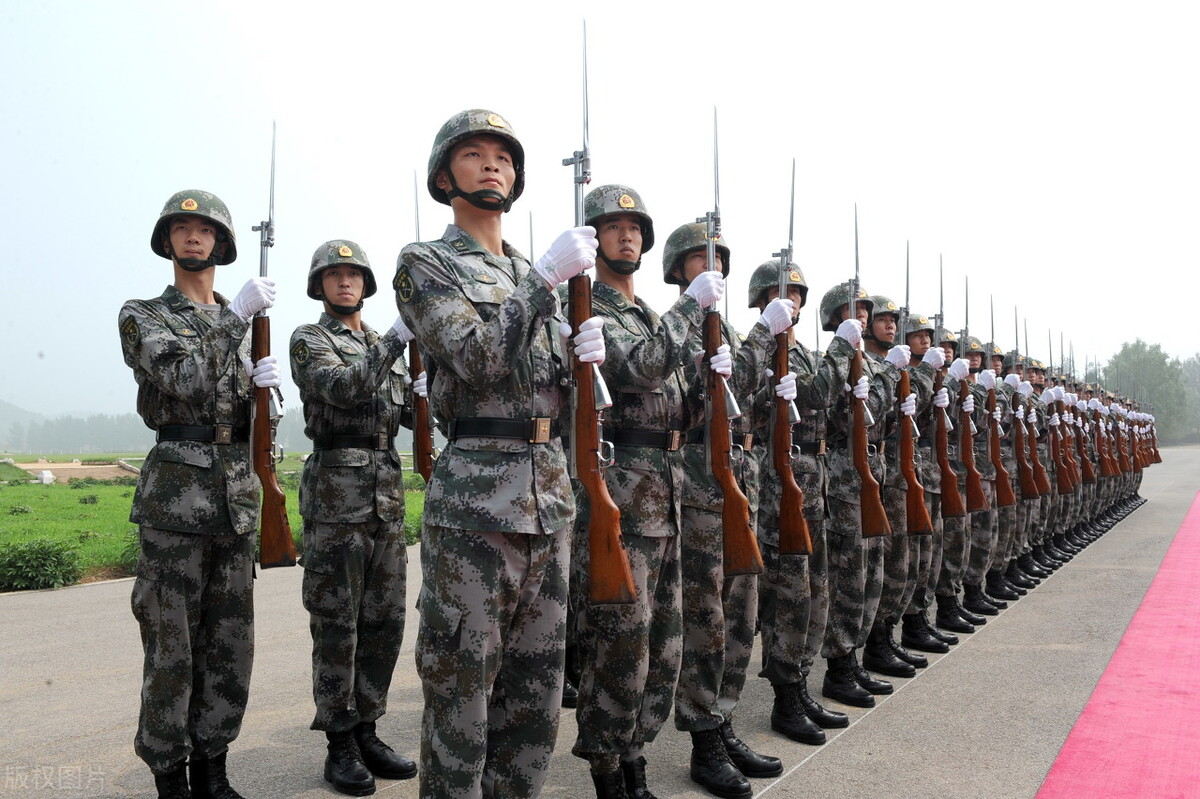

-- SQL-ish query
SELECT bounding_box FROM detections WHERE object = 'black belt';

[829,438,883,457]
[448,417,560,443]
[795,440,826,455]
[156,424,249,444]
[609,428,684,451]
[313,433,394,451]
[684,427,755,450]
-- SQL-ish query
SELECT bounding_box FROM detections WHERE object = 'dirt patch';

[80,565,135,583]
[13,462,135,484]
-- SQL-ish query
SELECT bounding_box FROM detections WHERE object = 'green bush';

[403,472,428,492]
[79,494,99,505]
[9,505,32,515]
[0,539,84,591]
[118,528,141,572]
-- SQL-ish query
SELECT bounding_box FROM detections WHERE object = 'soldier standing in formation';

[289,240,419,795]
[120,190,278,799]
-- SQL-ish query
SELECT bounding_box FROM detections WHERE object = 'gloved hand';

[242,355,281,388]
[1088,397,1101,411]
[933,387,950,408]
[885,345,911,369]
[1049,412,1060,427]
[774,371,797,402]
[229,277,276,322]
[851,376,869,400]
[992,408,1002,423]
[1017,381,1034,398]
[1004,373,1021,389]
[962,394,975,415]
[390,316,415,344]
[1027,408,1037,423]
[757,298,795,336]
[709,344,732,377]
[1100,405,1110,417]
[900,392,917,416]
[559,317,607,365]
[684,271,726,308]
[947,358,970,381]
[532,226,597,288]
[835,318,863,347]
[978,369,996,390]
[922,347,946,369]
[412,371,428,398]
[1076,396,1089,409]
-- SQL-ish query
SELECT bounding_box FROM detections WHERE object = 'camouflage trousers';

[416,525,567,799]
[822,497,885,658]
[301,518,407,733]
[877,484,916,627]
[935,509,969,598]
[758,517,828,685]
[992,480,1019,574]
[965,480,997,585]
[131,526,254,774]
[905,492,941,614]
[572,532,682,772]
[674,504,757,731]
[1015,498,1038,556]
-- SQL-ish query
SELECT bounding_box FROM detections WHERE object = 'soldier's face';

[320,266,365,307]
[837,301,870,326]
[438,135,516,200]
[968,353,983,370]
[907,330,931,356]
[165,215,217,262]
[991,355,1004,371]
[871,314,897,344]
[764,286,805,322]
[940,343,956,362]
[681,250,723,283]
[596,213,643,262]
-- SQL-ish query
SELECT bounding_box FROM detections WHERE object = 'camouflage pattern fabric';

[936,487,970,598]
[905,491,943,613]
[965,478,998,584]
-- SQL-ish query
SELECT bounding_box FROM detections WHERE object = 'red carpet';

[1037,493,1200,799]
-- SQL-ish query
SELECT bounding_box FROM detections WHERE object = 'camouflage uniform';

[906,363,946,616]
[964,379,999,587]
[119,284,258,774]
[934,374,970,601]
[290,312,412,733]
[395,224,573,799]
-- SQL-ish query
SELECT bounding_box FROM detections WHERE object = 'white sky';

[2,0,1197,417]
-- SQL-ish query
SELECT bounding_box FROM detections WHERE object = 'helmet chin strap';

[328,301,364,315]
[167,241,217,272]
[598,249,639,276]
[444,172,515,212]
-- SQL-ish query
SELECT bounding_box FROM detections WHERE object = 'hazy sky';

[2,0,1196,417]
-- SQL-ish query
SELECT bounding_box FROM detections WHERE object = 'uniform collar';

[442,224,526,262]
[161,284,229,311]
[318,311,373,337]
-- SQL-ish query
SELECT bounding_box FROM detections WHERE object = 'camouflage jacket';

[589,280,704,537]
[118,284,259,535]
[967,379,997,480]
[1030,390,1053,477]
[826,349,898,505]
[394,225,573,535]
[290,313,412,524]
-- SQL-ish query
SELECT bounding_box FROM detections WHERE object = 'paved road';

[2,447,1195,799]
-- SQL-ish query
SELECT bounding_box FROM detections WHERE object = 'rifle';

[1023,317,1053,495]
[1048,333,1075,495]
[250,124,296,569]
[770,161,812,555]
[988,295,1016,507]
[933,257,966,518]
[959,275,987,512]
[849,208,892,536]
[899,244,933,534]
[564,23,636,604]
[410,171,436,484]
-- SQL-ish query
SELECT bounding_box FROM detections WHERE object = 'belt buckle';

[375,432,390,450]
[530,417,551,444]
[214,424,232,444]
[816,439,827,456]
[743,434,754,450]
[667,430,681,451]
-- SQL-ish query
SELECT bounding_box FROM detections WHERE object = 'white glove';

[835,318,863,347]
[900,392,917,417]
[947,358,970,381]
[709,343,732,377]
[242,355,281,388]
[1017,381,1034,398]
[570,316,606,365]
[978,369,996,390]
[1076,397,1088,410]
[532,226,597,288]
[1064,411,1074,425]
[885,345,911,369]
[684,271,726,308]
[852,376,869,400]
[775,371,797,402]
[1076,414,1084,428]
[992,408,1002,422]
[390,316,415,344]
[1004,373,1020,389]
[1100,405,1110,417]
[921,347,945,369]
[1088,397,1101,411]
[757,298,795,336]
[229,277,277,322]
[413,371,428,398]
[1027,409,1037,423]
[962,394,975,414]
[1049,412,1060,427]
[933,387,950,408]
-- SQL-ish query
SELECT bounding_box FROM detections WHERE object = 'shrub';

[0,539,84,591]
[9,505,33,515]
[79,494,99,505]
[118,528,141,573]
[403,472,428,492]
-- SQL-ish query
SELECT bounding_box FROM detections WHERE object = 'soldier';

[394,109,603,799]
[749,262,858,744]
[290,240,418,795]
[119,190,277,799]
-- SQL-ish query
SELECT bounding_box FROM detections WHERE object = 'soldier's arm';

[288,325,405,409]
[599,292,705,389]
[910,361,937,412]
[729,321,772,401]
[795,336,851,410]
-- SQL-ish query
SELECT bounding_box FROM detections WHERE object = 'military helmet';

[308,239,377,300]
[819,281,872,332]
[151,189,237,265]
[426,109,525,208]
[662,222,729,286]
[905,313,936,338]
[935,326,959,356]
[584,184,654,253]
[1002,349,1023,370]
[747,260,808,309]
[961,335,985,356]
[985,342,1004,358]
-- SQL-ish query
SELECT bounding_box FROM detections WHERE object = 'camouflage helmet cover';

[905,313,936,338]
[662,222,729,286]
[747,260,808,309]
[426,109,525,207]
[308,239,377,300]
[584,184,654,253]
[151,189,237,265]
[935,326,959,355]
[819,281,873,332]
[961,335,985,356]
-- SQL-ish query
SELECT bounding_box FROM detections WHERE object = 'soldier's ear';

[434,168,451,192]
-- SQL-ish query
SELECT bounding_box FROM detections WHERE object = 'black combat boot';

[822,654,875,708]
[953,596,987,626]
[354,721,416,780]
[796,678,848,728]
[770,683,827,744]
[883,621,928,668]
[620,756,656,799]
[1006,561,1038,589]
[689,729,751,799]
[986,570,1019,600]
[592,768,629,799]
[720,721,784,776]
[562,676,579,708]
[935,595,975,635]
[862,624,916,678]
[154,763,191,799]
[325,730,376,796]
[900,612,950,653]
[188,753,244,799]
[849,650,893,695]
[1019,553,1051,578]
[963,583,999,616]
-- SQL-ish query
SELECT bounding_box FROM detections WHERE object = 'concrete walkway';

[2,447,1196,799]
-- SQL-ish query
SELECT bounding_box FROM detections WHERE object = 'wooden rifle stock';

[1074,412,1096,483]
[409,346,435,484]
[773,331,812,555]
[1012,393,1040,500]
[252,315,296,568]
[1027,406,1053,495]
[935,371,966,518]
[850,348,892,536]
[898,369,933,534]
[570,275,636,604]
[1051,399,1076,494]
[1095,410,1117,477]
[988,388,1017,507]
[959,380,987,512]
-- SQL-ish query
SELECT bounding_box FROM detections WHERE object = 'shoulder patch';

[291,338,312,365]
[472,273,498,284]
[120,315,140,348]
[394,266,415,304]
[450,238,468,252]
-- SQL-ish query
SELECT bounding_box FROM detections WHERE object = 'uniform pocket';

[415,587,463,698]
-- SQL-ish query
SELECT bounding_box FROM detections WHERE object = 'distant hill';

[0,400,43,442]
